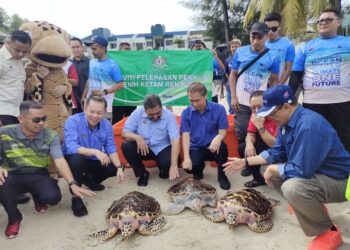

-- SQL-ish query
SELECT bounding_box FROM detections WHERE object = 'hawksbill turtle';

[88,191,166,242]
[202,188,279,233]
[163,177,217,215]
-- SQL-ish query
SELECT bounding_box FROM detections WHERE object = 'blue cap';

[257,85,295,117]
[91,36,108,47]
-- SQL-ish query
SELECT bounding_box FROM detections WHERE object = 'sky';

[1,0,201,38]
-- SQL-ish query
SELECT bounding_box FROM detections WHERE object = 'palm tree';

[229,0,342,38]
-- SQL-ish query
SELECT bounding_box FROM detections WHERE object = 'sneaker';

[218,174,231,190]
[34,203,48,213]
[71,197,88,217]
[5,216,23,239]
[308,225,342,250]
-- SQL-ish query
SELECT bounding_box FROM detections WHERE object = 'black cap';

[250,22,269,36]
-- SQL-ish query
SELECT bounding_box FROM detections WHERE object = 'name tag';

[346,175,350,201]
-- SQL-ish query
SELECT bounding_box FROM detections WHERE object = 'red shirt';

[247,114,278,137]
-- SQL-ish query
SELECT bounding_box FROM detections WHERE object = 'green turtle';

[202,188,279,233]
[162,177,217,215]
[89,191,166,242]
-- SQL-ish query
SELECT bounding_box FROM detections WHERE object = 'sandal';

[244,179,266,188]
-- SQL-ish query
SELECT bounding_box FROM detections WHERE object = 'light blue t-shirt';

[232,45,280,106]
[292,36,350,104]
[266,36,295,84]
[88,58,123,112]
[122,108,180,155]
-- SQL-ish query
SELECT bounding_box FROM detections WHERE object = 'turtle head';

[226,212,237,229]
[121,222,136,239]
[119,215,139,240]
[190,197,205,212]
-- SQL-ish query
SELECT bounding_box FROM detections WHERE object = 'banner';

[108,50,213,106]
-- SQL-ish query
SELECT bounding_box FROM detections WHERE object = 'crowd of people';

[0,7,349,250]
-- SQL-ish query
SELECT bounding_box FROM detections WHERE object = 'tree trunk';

[221,0,230,44]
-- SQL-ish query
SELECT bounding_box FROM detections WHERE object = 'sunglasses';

[316,18,338,25]
[268,26,279,32]
[26,115,48,123]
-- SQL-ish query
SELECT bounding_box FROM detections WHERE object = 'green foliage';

[0,7,27,32]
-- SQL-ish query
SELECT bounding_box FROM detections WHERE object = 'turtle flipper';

[138,216,167,236]
[247,219,273,233]
[268,198,280,207]
[162,203,186,215]
[88,227,118,242]
[202,208,225,223]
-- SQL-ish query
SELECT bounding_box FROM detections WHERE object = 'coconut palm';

[230,0,341,38]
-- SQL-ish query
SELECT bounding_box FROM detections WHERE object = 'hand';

[116,168,124,183]
[0,168,8,185]
[231,95,239,113]
[245,143,256,157]
[91,89,104,96]
[169,165,179,180]
[212,49,217,57]
[208,135,223,154]
[51,85,68,97]
[135,136,149,156]
[70,185,95,199]
[182,158,192,170]
[263,165,279,188]
[95,150,111,166]
[223,157,245,175]
[252,114,265,130]
[37,65,50,78]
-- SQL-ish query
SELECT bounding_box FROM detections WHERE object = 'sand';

[1,166,350,250]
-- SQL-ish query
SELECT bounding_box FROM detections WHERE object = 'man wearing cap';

[229,22,280,176]
[82,36,124,119]
[264,12,295,85]
[224,85,350,250]
[289,8,350,151]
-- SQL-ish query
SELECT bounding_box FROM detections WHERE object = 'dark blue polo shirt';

[181,101,228,149]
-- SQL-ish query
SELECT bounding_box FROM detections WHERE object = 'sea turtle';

[202,188,279,233]
[89,191,166,242]
[163,177,217,215]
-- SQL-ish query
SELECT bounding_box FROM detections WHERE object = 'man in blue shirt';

[63,95,124,216]
[224,85,350,250]
[181,82,230,190]
[121,94,180,186]
[289,8,350,151]
[264,12,295,85]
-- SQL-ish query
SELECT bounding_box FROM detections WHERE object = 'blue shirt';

[260,106,350,180]
[62,113,117,160]
[88,58,123,112]
[265,36,295,84]
[123,108,179,155]
[181,101,228,149]
[292,36,350,104]
[232,45,280,106]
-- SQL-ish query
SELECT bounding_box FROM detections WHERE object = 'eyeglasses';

[269,105,283,117]
[316,18,338,25]
[25,115,48,123]
[268,26,279,32]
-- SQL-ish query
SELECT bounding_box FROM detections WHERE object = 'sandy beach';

[1,165,350,250]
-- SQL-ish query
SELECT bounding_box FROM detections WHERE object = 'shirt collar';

[286,105,302,129]
[1,46,14,60]
[83,113,101,130]
[190,101,211,112]
[15,124,44,140]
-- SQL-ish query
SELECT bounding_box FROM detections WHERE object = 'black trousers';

[0,170,62,223]
[234,104,252,143]
[190,142,228,178]
[238,136,269,181]
[303,101,350,151]
[121,141,171,178]
[112,106,136,125]
[0,115,19,126]
[65,154,117,185]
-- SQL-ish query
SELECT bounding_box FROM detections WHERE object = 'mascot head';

[20,21,71,68]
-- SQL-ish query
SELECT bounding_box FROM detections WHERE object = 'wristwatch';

[258,127,265,133]
[116,165,125,171]
[103,89,109,95]
[68,180,79,188]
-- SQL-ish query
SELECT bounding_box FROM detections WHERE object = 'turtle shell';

[167,177,217,197]
[220,189,273,221]
[106,191,160,220]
